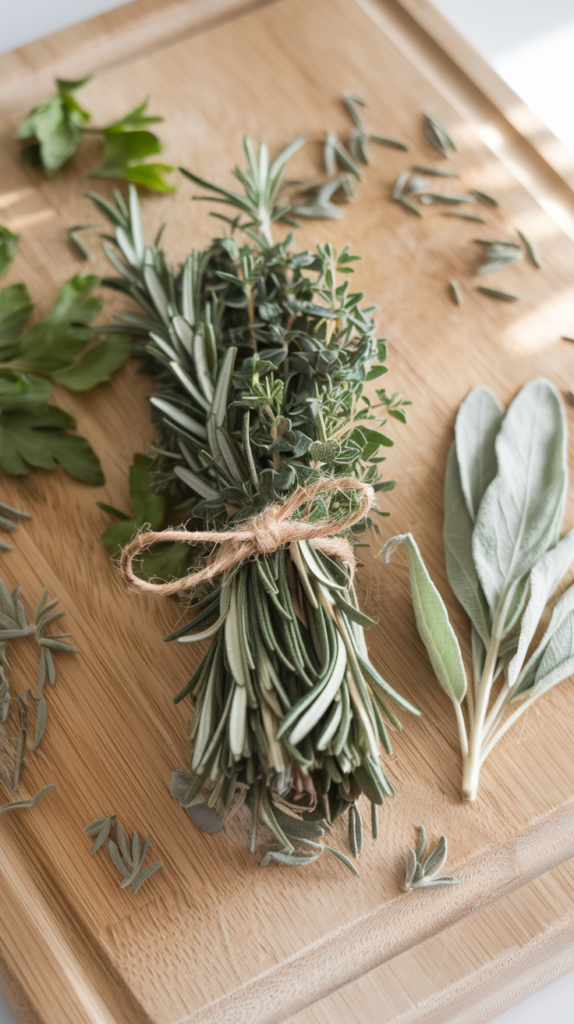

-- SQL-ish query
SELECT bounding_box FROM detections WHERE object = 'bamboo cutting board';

[2,1,574,1022]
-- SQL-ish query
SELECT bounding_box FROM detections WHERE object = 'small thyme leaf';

[472,189,499,207]
[443,211,485,223]
[403,826,459,891]
[516,228,541,268]
[68,223,101,261]
[475,285,519,301]
[423,113,458,157]
[412,165,458,177]
[85,813,163,893]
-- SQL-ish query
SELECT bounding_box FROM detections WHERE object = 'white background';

[1,2,574,1023]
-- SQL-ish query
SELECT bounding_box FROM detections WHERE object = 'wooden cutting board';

[2,1,574,1022]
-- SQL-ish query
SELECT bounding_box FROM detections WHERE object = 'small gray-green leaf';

[443,444,491,647]
[455,386,503,522]
[473,380,567,615]
[507,527,574,689]
[382,533,467,703]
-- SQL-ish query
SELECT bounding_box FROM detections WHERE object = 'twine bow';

[119,477,374,597]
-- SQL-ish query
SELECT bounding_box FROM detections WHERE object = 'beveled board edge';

[181,799,574,1024]
[1,1,574,1023]
[392,0,574,192]
[0,0,277,117]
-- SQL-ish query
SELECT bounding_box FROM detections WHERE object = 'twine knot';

[118,476,374,597]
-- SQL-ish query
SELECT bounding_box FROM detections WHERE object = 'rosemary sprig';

[403,825,459,891]
[85,814,163,893]
[68,223,101,261]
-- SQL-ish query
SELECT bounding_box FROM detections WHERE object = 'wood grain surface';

[1,0,574,1022]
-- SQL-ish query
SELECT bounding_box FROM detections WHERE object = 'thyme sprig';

[93,139,416,864]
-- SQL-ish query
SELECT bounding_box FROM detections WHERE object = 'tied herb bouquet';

[94,139,417,866]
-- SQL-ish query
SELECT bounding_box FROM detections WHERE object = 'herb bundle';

[384,380,574,801]
[17,79,173,192]
[95,140,417,863]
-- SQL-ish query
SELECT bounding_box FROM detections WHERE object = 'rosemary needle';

[443,211,486,223]
[476,285,519,301]
[396,196,421,216]
[516,228,541,268]
[412,164,458,178]
[472,189,499,207]
[449,279,463,305]
[562,336,574,343]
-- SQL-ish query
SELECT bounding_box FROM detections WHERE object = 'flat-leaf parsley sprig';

[17,79,174,192]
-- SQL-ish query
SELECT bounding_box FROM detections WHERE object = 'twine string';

[118,476,374,597]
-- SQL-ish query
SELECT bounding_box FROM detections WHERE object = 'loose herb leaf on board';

[0,227,19,277]
[98,454,192,580]
[0,273,132,482]
[0,401,104,483]
[403,826,459,891]
[17,82,173,191]
[17,77,91,174]
[0,273,131,386]
[84,814,163,894]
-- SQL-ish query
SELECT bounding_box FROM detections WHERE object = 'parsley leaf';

[0,274,131,386]
[17,78,91,175]
[89,100,175,193]
[0,284,33,358]
[52,333,132,391]
[98,454,191,578]
[0,227,19,277]
[18,84,174,191]
[0,371,103,483]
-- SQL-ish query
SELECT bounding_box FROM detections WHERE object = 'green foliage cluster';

[0,270,131,483]
[17,79,173,192]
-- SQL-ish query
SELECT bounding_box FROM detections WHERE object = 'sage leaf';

[515,580,574,696]
[526,614,574,699]
[443,444,491,646]
[0,784,55,813]
[472,380,567,617]
[454,386,503,522]
[507,528,574,689]
[382,533,466,703]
